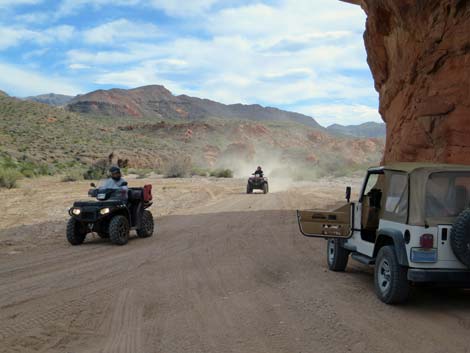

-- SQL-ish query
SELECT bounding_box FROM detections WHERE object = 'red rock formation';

[344,0,470,164]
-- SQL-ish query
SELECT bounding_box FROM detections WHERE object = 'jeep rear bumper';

[408,269,470,284]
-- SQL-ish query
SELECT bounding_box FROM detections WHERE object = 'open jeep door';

[297,203,354,238]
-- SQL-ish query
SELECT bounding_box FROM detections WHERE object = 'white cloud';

[83,19,159,45]
[0,0,42,8]
[297,104,382,127]
[0,62,82,96]
[55,0,218,18]
[0,25,75,50]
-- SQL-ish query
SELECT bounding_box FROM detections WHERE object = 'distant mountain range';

[327,122,385,138]
[65,85,322,128]
[25,93,74,106]
[22,85,385,137]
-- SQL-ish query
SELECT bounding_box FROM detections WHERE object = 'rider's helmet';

[257,166,262,171]
[109,166,121,181]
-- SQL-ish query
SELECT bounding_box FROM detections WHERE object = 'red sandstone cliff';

[344,0,470,164]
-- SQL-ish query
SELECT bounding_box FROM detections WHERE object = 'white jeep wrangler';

[297,163,470,304]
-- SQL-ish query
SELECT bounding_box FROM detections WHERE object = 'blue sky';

[0,0,381,126]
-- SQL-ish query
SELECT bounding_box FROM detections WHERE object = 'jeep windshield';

[425,172,470,220]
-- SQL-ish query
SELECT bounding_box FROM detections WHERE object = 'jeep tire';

[66,218,87,245]
[326,239,349,271]
[450,209,470,268]
[137,210,154,238]
[374,245,410,304]
[109,215,130,245]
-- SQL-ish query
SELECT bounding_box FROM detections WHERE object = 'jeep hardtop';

[297,163,470,304]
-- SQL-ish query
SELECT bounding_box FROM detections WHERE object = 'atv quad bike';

[247,174,269,194]
[67,182,154,246]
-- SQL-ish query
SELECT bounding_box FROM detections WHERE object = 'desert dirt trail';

[0,176,470,353]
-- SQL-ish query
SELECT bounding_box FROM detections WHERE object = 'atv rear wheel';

[109,215,130,245]
[137,210,154,238]
[66,218,87,245]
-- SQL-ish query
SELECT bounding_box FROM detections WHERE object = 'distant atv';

[67,182,154,246]
[247,174,269,194]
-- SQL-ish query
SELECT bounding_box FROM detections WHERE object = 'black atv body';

[67,185,154,246]
[247,175,269,194]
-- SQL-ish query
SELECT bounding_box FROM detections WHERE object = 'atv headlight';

[100,207,110,215]
[72,208,81,216]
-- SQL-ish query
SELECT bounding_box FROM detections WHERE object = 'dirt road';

[1,177,469,353]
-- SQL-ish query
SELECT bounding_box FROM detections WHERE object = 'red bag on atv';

[143,184,153,202]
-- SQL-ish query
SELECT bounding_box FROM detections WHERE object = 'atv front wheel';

[263,183,269,194]
[109,215,130,245]
[66,218,87,245]
[137,210,154,238]
[374,245,410,304]
[246,185,253,194]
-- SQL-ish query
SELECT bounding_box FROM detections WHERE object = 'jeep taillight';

[420,234,434,248]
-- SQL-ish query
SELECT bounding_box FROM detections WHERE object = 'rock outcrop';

[344,0,470,164]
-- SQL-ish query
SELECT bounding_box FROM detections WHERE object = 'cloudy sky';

[0,0,381,126]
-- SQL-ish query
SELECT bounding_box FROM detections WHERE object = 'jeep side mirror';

[345,186,351,203]
[90,182,96,188]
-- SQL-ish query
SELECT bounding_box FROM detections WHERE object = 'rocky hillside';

[0,92,383,178]
[345,0,470,164]
[67,85,321,128]
[327,122,385,138]
[26,93,74,106]
[0,90,7,97]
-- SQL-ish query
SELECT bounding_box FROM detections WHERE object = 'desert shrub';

[191,167,209,177]
[62,169,84,182]
[83,159,109,180]
[0,168,22,189]
[163,156,192,178]
[210,168,233,178]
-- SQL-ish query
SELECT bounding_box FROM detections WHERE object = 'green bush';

[191,167,209,177]
[210,168,233,178]
[0,168,23,189]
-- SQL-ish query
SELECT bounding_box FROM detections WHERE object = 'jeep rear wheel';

[137,210,154,238]
[109,215,130,245]
[66,218,87,245]
[326,239,349,271]
[374,245,410,304]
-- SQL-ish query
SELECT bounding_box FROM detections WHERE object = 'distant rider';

[253,166,264,177]
[100,166,128,200]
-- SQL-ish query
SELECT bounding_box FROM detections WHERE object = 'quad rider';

[253,166,264,178]
[99,166,128,200]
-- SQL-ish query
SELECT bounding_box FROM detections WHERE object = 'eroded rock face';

[357,0,470,164]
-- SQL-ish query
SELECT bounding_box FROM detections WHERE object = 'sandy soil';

[0,176,469,353]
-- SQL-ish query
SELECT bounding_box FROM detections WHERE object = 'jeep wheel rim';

[378,259,391,294]
[327,240,335,264]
